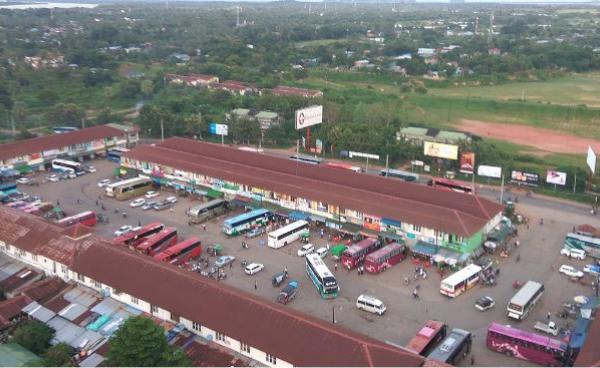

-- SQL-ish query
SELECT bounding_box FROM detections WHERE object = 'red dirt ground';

[459,119,600,155]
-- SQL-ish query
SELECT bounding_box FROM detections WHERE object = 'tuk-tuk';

[330,244,347,260]
[272,270,289,287]
[300,230,310,244]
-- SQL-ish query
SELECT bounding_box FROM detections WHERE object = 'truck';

[534,321,559,336]
[277,280,299,305]
[584,264,600,275]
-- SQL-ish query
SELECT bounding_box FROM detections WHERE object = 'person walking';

[334,263,338,272]
[203,224,207,231]
[254,281,258,290]
[547,312,551,322]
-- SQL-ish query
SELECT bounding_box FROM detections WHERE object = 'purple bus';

[487,323,571,366]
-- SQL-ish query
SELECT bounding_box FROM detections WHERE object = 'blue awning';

[289,211,310,221]
[569,318,592,349]
[381,217,401,227]
[411,241,438,256]
[311,214,328,223]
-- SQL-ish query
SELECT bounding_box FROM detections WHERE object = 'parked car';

[534,321,559,336]
[272,270,289,287]
[153,201,171,211]
[16,177,30,185]
[215,255,236,268]
[559,264,584,279]
[584,264,600,275]
[244,263,264,275]
[114,225,133,236]
[277,280,299,305]
[97,179,111,188]
[297,243,315,257]
[475,296,495,311]
[67,172,76,179]
[47,174,59,182]
[560,247,586,260]
[145,191,159,199]
[141,201,156,211]
[356,294,386,316]
[245,227,265,239]
[130,198,145,208]
[475,257,493,272]
[85,166,97,173]
[165,196,178,204]
[315,247,328,259]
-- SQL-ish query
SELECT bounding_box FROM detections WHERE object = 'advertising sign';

[295,105,323,130]
[315,139,323,154]
[546,170,567,186]
[588,146,597,174]
[209,123,228,136]
[459,152,475,174]
[511,170,539,186]
[477,165,502,179]
[349,151,380,160]
[411,160,424,167]
[423,141,458,160]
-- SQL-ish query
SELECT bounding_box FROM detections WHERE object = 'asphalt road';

[19,158,600,367]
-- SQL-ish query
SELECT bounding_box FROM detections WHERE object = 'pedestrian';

[547,312,551,321]
[573,225,576,233]
[95,199,99,206]
[229,262,233,269]
[77,198,80,204]
[470,355,475,366]
[326,242,330,251]
[320,229,324,239]
[254,281,258,290]
[56,199,60,206]
[334,263,338,272]
[138,220,141,227]
[284,266,288,275]
[203,224,207,231]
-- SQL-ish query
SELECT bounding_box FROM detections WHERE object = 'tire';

[504,350,514,357]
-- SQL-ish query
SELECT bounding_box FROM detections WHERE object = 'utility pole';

[332,305,335,323]
[160,119,164,142]
[81,117,86,129]
[573,173,577,193]
[500,171,505,203]
[385,154,389,175]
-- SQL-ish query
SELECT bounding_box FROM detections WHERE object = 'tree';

[17,128,35,140]
[107,316,191,367]
[45,103,85,127]
[12,101,27,126]
[0,83,13,111]
[229,115,261,144]
[140,80,154,98]
[42,343,74,366]
[96,107,115,125]
[12,320,54,355]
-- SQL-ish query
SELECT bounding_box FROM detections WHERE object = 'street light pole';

[332,305,335,323]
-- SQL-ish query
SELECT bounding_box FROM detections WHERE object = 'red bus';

[136,227,178,256]
[324,162,362,173]
[406,320,448,356]
[364,243,407,274]
[427,178,473,194]
[341,238,379,270]
[153,237,202,265]
[113,222,165,247]
[57,211,97,227]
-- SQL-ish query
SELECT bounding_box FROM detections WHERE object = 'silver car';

[215,255,236,268]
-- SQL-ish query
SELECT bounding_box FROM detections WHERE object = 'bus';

[136,227,178,256]
[427,178,473,194]
[52,126,78,134]
[341,238,379,270]
[222,208,270,236]
[289,154,322,165]
[0,182,17,196]
[325,162,362,173]
[380,169,419,182]
[306,253,338,299]
[52,159,84,175]
[564,232,600,258]
[364,243,407,274]
[57,211,97,228]
[107,147,130,163]
[507,281,544,320]
[105,177,153,201]
[188,199,228,223]
[440,264,482,298]
[406,320,448,356]
[154,237,202,265]
[427,328,472,365]
[113,222,165,247]
[487,323,571,366]
[268,220,309,248]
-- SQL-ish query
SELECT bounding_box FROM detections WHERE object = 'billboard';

[511,170,539,186]
[459,152,475,174]
[477,165,502,179]
[349,151,379,160]
[588,146,597,174]
[295,105,323,130]
[423,142,458,160]
[209,123,228,136]
[546,170,567,186]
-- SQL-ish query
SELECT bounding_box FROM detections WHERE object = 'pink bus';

[364,243,407,274]
[341,238,379,270]
[487,323,571,366]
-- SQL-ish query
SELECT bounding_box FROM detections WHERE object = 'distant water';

[0,2,98,9]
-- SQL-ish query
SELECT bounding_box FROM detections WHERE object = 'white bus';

[268,220,309,248]
[105,176,153,200]
[52,159,83,175]
[507,281,544,320]
[440,264,482,298]
[306,253,338,299]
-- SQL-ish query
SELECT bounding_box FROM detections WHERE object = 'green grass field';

[428,73,600,107]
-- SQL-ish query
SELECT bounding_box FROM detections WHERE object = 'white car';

[114,225,133,236]
[86,166,96,173]
[145,191,159,199]
[560,247,586,260]
[16,177,30,185]
[67,172,76,179]
[244,263,264,275]
[297,243,315,257]
[559,265,584,279]
[165,196,178,204]
[315,247,328,259]
[46,174,59,182]
[130,198,146,208]
[97,179,111,188]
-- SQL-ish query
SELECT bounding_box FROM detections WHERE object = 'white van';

[315,247,328,259]
[356,294,386,315]
[560,247,586,260]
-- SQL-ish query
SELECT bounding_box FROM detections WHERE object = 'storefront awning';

[411,241,438,257]
[310,214,328,223]
[380,232,405,244]
[339,222,362,236]
[16,165,32,174]
[289,210,310,221]
[381,217,401,227]
[206,189,224,199]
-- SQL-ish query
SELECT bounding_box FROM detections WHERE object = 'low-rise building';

[213,80,256,95]
[164,73,219,87]
[227,109,280,130]
[271,85,323,98]
[397,126,471,145]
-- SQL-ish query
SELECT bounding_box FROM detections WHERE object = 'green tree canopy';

[42,342,74,367]
[45,103,85,127]
[12,320,54,355]
[106,316,191,367]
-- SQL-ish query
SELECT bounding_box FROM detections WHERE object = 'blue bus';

[306,253,338,299]
[565,233,600,259]
[222,208,270,236]
[107,147,130,163]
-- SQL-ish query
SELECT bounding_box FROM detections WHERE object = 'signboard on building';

[588,146,597,174]
[295,105,323,130]
[411,160,424,167]
[349,151,380,160]
[459,152,475,174]
[546,170,567,186]
[209,123,228,136]
[511,170,539,186]
[423,142,458,160]
[315,139,323,154]
[477,165,502,179]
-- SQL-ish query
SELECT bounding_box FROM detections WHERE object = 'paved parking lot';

[19,158,600,366]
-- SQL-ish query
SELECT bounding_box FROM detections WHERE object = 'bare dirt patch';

[459,119,600,154]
